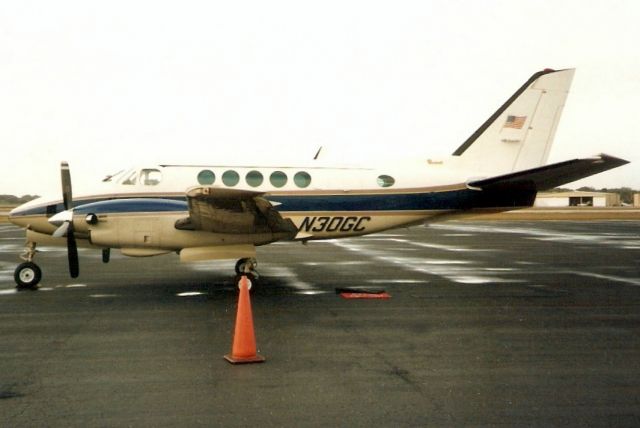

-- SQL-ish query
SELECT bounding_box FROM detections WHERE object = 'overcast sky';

[1,0,638,196]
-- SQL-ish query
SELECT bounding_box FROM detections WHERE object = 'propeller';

[49,161,79,278]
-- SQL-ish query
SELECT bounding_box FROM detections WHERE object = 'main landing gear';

[15,241,41,290]
[235,257,259,281]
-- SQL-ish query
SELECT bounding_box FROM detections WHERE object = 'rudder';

[452,69,575,174]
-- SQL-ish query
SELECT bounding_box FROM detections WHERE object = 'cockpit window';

[121,171,138,185]
[103,170,125,182]
[120,169,162,186]
[141,169,162,186]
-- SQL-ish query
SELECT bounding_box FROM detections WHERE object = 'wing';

[175,187,298,238]
[466,154,629,192]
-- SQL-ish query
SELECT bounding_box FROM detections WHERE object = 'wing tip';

[592,153,631,167]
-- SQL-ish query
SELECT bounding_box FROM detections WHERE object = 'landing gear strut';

[235,257,259,280]
[15,241,41,290]
[102,248,111,263]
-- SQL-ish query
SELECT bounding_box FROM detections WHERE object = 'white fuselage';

[9,157,501,259]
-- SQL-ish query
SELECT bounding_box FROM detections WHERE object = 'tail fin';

[452,68,575,173]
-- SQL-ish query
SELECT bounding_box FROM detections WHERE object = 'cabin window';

[294,171,312,188]
[246,170,263,187]
[269,171,287,188]
[197,170,216,185]
[141,169,162,186]
[46,204,57,217]
[377,175,395,188]
[222,170,240,187]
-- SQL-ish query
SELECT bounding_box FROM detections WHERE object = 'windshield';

[117,168,163,186]
[102,170,125,182]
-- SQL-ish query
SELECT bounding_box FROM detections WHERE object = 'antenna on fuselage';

[313,146,323,160]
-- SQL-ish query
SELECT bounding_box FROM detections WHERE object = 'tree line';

[0,194,39,205]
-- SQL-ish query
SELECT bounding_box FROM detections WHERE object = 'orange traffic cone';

[224,275,265,364]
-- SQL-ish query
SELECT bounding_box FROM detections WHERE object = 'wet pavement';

[1,221,639,426]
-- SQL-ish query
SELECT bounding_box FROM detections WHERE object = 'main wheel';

[14,262,42,290]
[235,258,248,275]
[234,258,259,281]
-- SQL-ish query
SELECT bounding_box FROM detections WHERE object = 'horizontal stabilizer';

[467,154,629,192]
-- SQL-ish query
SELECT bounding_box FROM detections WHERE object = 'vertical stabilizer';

[452,69,575,173]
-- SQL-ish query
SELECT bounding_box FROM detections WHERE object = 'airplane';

[8,68,629,290]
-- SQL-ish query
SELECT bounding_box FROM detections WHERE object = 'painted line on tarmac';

[261,265,327,294]
[568,271,640,287]
[329,240,522,285]
[430,223,640,250]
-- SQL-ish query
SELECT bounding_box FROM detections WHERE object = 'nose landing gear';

[15,241,41,290]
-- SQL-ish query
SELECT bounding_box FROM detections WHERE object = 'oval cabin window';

[377,175,395,187]
[294,171,312,188]
[197,170,215,185]
[246,170,264,187]
[270,171,288,188]
[222,170,240,187]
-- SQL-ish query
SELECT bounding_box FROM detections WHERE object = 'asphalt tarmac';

[1,221,639,427]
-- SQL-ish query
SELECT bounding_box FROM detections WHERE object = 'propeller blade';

[61,161,73,211]
[67,223,79,278]
[52,222,70,238]
[60,162,79,278]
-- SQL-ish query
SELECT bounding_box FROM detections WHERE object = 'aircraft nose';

[8,206,27,227]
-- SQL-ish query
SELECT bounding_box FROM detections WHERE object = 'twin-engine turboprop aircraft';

[9,68,629,289]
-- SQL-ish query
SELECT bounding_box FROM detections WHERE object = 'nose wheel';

[14,262,42,290]
[15,241,41,290]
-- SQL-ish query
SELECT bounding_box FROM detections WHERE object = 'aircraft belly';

[162,228,278,248]
[180,245,256,262]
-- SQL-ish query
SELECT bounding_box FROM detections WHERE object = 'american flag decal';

[504,115,526,129]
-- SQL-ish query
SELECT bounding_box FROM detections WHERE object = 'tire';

[14,262,42,290]
[234,258,258,283]
[235,258,248,275]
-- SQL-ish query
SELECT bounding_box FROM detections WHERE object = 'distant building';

[534,191,621,207]
[634,193,640,207]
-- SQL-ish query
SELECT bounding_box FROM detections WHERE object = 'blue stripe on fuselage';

[271,188,535,211]
[10,188,536,216]
[11,196,188,217]
[73,198,188,214]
